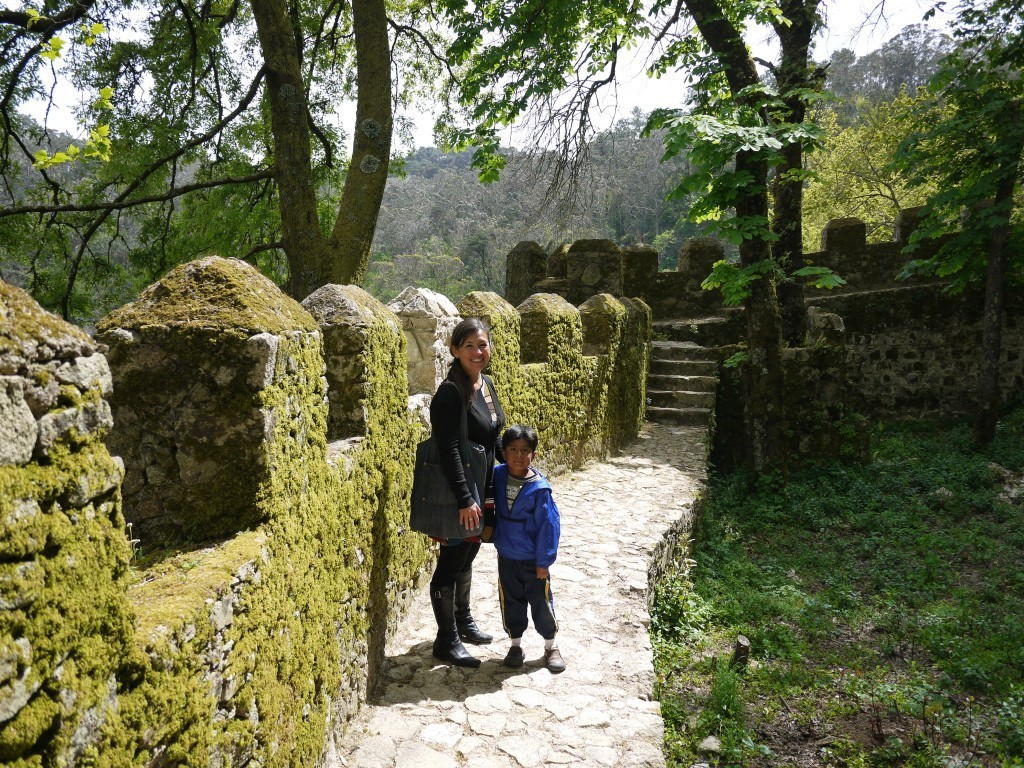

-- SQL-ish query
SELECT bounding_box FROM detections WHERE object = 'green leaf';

[792,266,847,290]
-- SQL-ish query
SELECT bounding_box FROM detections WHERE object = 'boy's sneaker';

[545,648,566,673]
[503,645,525,668]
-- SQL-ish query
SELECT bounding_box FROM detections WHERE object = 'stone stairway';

[645,340,719,427]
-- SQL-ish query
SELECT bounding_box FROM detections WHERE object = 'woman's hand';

[459,503,482,530]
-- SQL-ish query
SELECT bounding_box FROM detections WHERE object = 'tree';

[438,0,847,476]
[893,0,1024,445]
[0,0,446,320]
[764,0,823,344]
[802,92,937,250]
[823,23,953,124]
[655,0,786,477]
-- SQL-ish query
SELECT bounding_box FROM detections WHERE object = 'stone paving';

[327,422,709,768]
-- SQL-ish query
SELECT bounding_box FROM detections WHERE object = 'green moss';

[0,695,59,761]
[93,283,430,766]
[459,289,649,474]
[0,281,92,363]
[0,435,135,764]
[4,261,649,764]
[96,256,317,335]
[131,532,266,642]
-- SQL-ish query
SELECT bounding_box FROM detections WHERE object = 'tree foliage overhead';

[0,0,450,322]
[894,3,1024,292]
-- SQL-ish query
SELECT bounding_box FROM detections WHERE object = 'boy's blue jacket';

[491,463,560,568]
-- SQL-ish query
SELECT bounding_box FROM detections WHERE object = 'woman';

[427,317,506,668]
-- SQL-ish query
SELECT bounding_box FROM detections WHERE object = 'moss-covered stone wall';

[1,259,649,765]
[0,281,136,766]
[454,290,647,475]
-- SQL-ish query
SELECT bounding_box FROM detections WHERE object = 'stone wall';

[0,257,649,766]
[526,220,1023,430]
[0,282,136,765]
[806,285,1024,420]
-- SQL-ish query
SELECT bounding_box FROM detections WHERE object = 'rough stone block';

[677,237,724,278]
[547,243,570,279]
[622,244,659,300]
[505,241,548,307]
[821,217,867,253]
[0,377,36,467]
[566,240,622,305]
[806,306,846,347]
[53,354,112,396]
[35,399,113,458]
[457,292,520,381]
[0,281,94,375]
[303,284,402,439]
[96,256,320,544]
[517,293,581,365]
[893,205,925,245]
[388,287,460,395]
[579,294,626,357]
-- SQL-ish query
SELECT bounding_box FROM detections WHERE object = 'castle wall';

[0,257,648,765]
[0,282,135,765]
[807,286,1024,420]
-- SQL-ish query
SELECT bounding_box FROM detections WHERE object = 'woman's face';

[451,329,491,380]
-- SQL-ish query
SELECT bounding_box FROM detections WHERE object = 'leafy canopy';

[892,0,1024,292]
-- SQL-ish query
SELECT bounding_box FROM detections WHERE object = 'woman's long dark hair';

[448,317,491,406]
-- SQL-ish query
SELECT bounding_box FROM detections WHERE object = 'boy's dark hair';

[503,424,538,451]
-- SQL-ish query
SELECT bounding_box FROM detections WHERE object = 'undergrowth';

[652,409,1024,767]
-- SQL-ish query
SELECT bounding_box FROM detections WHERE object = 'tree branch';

[0,0,97,35]
[0,170,275,218]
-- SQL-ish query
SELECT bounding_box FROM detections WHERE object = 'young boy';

[491,425,565,673]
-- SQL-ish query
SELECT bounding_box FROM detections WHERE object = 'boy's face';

[504,438,536,477]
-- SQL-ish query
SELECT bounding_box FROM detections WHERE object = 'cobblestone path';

[327,422,709,768]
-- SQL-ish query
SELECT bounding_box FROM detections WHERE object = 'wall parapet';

[0,281,134,765]
[1,257,649,764]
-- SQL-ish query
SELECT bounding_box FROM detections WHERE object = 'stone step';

[647,389,716,409]
[645,405,713,426]
[650,358,718,377]
[647,373,718,393]
[651,340,719,362]
[653,312,744,347]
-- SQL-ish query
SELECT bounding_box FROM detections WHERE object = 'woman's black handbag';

[409,399,487,539]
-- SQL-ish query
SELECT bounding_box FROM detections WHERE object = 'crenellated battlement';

[0,257,649,765]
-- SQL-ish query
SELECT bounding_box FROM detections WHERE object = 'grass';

[651,409,1024,767]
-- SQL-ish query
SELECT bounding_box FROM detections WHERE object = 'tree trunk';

[770,0,820,346]
[738,151,789,477]
[684,0,789,477]
[973,99,1021,445]
[250,0,331,299]
[329,0,393,285]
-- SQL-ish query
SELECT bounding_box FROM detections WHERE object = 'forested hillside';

[365,110,698,302]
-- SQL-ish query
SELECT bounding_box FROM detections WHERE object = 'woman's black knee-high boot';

[431,585,480,668]
[454,568,493,645]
